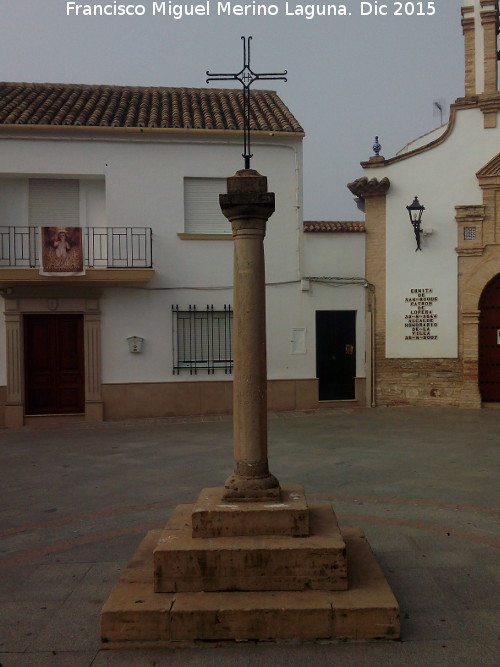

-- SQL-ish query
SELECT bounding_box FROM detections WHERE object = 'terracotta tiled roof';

[0,82,303,133]
[303,221,366,233]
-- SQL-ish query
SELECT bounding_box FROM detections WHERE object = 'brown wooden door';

[479,275,500,401]
[24,314,85,415]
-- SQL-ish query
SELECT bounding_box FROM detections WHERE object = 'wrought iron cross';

[207,36,287,169]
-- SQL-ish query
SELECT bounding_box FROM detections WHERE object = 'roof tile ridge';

[30,85,65,124]
[180,87,193,129]
[0,86,28,123]
[50,87,79,125]
[198,90,214,130]
[147,89,161,128]
[74,88,101,126]
[14,88,40,125]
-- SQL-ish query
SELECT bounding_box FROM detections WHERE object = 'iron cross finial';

[206,36,288,169]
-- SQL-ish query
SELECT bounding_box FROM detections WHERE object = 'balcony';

[0,226,155,287]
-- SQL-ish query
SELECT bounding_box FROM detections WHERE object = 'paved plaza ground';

[0,406,498,666]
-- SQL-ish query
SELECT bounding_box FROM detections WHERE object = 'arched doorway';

[479,274,500,401]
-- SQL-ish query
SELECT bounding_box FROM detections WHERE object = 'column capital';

[220,169,275,226]
[227,169,269,193]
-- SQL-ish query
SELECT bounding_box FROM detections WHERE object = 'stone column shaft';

[232,222,268,473]
[220,169,280,501]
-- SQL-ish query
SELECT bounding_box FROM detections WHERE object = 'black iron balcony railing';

[0,226,153,269]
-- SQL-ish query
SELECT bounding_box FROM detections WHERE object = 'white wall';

[0,130,370,389]
[301,233,365,278]
[362,107,499,359]
[0,131,329,386]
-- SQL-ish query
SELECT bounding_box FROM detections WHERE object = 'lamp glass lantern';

[406,196,425,251]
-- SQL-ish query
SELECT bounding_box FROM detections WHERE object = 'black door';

[316,311,356,400]
[24,314,85,415]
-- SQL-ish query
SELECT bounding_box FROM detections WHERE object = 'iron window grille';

[172,305,233,374]
[464,226,477,241]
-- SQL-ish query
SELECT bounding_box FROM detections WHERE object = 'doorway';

[24,314,85,415]
[316,310,356,400]
[479,274,500,401]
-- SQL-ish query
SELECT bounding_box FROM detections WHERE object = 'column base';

[222,471,281,502]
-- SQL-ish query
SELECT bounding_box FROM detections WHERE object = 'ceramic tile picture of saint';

[40,226,85,276]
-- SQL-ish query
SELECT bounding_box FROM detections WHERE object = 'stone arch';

[478,273,500,401]
[458,251,500,407]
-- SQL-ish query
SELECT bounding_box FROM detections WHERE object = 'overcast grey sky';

[1,1,463,219]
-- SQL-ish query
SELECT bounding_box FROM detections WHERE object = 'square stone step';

[154,502,347,592]
[192,485,309,537]
[101,525,400,647]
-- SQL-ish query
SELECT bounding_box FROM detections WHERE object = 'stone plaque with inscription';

[404,288,438,341]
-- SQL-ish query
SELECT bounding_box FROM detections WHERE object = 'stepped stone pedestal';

[101,499,400,646]
[154,489,347,593]
[100,169,400,647]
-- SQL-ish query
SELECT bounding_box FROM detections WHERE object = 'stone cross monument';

[205,36,288,501]
[100,38,400,647]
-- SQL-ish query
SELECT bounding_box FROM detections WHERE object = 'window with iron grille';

[172,305,233,374]
[464,226,477,240]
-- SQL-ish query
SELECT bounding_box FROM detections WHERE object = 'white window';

[29,179,80,227]
[183,178,229,235]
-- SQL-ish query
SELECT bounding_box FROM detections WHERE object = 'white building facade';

[0,84,367,426]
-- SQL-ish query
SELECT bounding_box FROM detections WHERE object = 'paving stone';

[431,567,500,610]
[400,609,466,641]
[361,527,421,552]
[0,564,37,602]
[376,548,478,570]
[0,651,97,666]
[384,568,459,612]
[0,601,62,653]
[29,600,102,652]
[68,562,126,601]
[12,562,92,602]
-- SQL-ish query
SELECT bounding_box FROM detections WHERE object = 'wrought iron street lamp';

[406,196,425,251]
